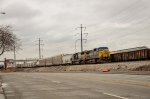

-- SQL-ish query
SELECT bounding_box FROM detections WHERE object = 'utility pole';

[81,24,83,52]
[39,38,41,59]
[38,38,43,59]
[14,45,16,67]
[76,24,87,52]
[75,39,80,53]
[75,39,87,53]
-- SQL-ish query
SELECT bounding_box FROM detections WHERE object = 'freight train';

[38,47,110,66]
[37,46,150,67]
[16,46,150,68]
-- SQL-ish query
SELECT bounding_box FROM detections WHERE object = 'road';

[0,73,150,99]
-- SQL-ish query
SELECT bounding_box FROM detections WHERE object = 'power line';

[75,39,87,53]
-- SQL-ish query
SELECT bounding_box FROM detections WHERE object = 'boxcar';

[45,57,53,66]
[110,46,149,62]
[62,54,72,65]
[38,57,53,66]
[52,54,63,65]
[39,59,46,66]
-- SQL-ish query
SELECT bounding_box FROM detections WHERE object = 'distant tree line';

[0,25,21,56]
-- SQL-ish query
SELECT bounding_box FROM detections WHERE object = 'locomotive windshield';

[98,47,109,50]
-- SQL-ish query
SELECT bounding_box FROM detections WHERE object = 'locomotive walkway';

[0,73,150,99]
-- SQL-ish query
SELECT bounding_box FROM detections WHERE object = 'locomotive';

[72,47,110,64]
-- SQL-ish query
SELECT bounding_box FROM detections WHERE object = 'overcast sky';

[0,0,150,60]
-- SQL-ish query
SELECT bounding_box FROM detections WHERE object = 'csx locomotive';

[72,47,110,64]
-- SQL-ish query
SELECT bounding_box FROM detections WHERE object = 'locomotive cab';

[94,47,110,63]
[98,47,110,59]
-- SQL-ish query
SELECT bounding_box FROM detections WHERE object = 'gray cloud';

[1,1,41,20]
[0,0,150,60]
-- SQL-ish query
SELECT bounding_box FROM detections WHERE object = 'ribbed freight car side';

[45,57,53,66]
[52,54,63,65]
[110,46,149,62]
[62,54,72,65]
[38,59,46,66]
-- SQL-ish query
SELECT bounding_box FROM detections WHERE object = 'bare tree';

[0,25,21,56]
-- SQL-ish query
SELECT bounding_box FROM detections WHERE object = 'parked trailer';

[110,46,150,62]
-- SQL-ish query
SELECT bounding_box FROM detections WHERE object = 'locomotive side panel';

[71,53,80,64]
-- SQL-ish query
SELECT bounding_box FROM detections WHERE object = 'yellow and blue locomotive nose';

[99,50,110,59]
